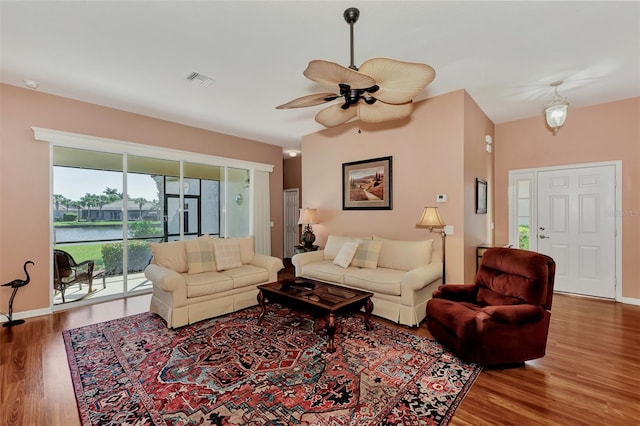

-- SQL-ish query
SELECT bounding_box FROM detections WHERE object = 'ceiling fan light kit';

[277,7,436,128]
[544,81,569,135]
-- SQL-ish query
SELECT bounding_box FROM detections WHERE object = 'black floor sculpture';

[2,260,34,327]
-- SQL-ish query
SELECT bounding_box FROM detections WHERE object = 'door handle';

[539,235,550,239]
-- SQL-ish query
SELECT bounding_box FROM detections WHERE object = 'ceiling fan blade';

[315,103,358,127]
[304,60,376,89]
[359,58,435,104]
[276,93,339,109]
[358,101,414,123]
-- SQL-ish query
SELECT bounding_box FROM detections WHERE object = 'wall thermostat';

[436,194,447,202]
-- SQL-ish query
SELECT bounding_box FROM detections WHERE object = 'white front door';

[536,165,616,298]
[283,189,300,258]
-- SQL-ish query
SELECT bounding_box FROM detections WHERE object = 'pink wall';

[301,90,493,284]
[0,83,284,314]
[463,92,495,282]
[495,97,640,299]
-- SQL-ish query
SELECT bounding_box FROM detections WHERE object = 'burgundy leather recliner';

[426,247,555,366]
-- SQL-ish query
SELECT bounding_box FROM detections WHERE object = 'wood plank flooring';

[1,268,638,425]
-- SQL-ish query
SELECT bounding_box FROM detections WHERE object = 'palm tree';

[69,200,81,221]
[103,187,121,203]
[96,195,110,220]
[53,194,68,219]
[134,197,147,221]
[80,193,99,221]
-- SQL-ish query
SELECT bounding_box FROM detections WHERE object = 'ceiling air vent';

[185,72,215,88]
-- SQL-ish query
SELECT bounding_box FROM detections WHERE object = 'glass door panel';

[52,147,123,305]
[126,155,178,294]
[184,162,222,237]
[226,167,251,237]
[165,195,182,241]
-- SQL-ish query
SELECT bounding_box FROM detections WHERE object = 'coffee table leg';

[364,298,373,330]
[326,313,337,353]
[257,290,266,321]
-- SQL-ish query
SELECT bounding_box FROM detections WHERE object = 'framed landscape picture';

[342,156,392,210]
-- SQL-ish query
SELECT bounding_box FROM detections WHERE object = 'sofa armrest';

[402,261,443,292]
[482,305,545,324]
[291,251,325,276]
[432,284,478,302]
[144,264,185,293]
[250,254,284,282]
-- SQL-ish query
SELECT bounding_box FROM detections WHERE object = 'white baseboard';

[0,307,52,323]
[621,296,640,306]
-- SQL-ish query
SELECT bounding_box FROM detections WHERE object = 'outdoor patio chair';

[53,249,95,303]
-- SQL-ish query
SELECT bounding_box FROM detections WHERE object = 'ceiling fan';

[276,7,436,128]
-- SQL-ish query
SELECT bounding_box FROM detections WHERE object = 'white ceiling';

[2,1,639,155]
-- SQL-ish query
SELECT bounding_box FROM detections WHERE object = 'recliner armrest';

[482,304,545,324]
[432,284,477,302]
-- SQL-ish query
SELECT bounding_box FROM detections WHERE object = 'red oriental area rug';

[63,306,481,425]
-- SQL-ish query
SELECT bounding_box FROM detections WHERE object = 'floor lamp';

[416,207,447,284]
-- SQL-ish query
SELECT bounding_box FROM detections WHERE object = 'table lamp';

[298,208,318,248]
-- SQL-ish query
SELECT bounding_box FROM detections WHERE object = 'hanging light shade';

[544,81,569,135]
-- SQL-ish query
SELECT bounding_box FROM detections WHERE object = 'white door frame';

[508,160,622,301]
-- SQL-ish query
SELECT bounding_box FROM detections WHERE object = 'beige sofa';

[145,235,283,328]
[292,235,442,327]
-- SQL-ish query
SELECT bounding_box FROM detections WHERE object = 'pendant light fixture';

[544,81,569,135]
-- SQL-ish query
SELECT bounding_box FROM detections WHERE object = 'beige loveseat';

[292,235,442,327]
[145,235,283,328]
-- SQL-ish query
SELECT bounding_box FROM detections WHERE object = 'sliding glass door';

[51,146,254,306]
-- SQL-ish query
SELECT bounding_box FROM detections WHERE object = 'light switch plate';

[444,225,454,235]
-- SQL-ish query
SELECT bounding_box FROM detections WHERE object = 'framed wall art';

[342,156,392,210]
[476,178,487,214]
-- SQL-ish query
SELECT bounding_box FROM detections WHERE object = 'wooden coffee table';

[257,278,374,353]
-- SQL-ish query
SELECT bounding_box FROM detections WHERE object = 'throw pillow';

[333,241,359,268]
[373,236,434,271]
[351,239,383,269]
[212,238,243,271]
[185,235,216,274]
[235,235,255,264]
[149,240,188,273]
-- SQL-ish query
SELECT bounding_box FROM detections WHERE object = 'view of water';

[55,226,124,243]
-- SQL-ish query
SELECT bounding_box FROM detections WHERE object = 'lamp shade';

[298,208,318,225]
[416,207,445,228]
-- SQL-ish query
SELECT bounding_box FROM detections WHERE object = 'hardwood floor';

[1,267,638,425]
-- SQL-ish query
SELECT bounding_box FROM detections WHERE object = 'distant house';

[54,200,159,221]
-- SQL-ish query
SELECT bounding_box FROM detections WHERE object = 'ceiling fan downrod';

[343,7,360,70]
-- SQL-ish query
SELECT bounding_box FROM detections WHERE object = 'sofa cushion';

[213,238,243,271]
[344,268,403,296]
[235,235,256,264]
[149,240,188,273]
[185,235,217,274]
[302,260,347,284]
[220,265,269,289]
[373,236,433,271]
[183,271,233,298]
[333,241,359,268]
[351,239,383,269]
[323,235,363,260]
